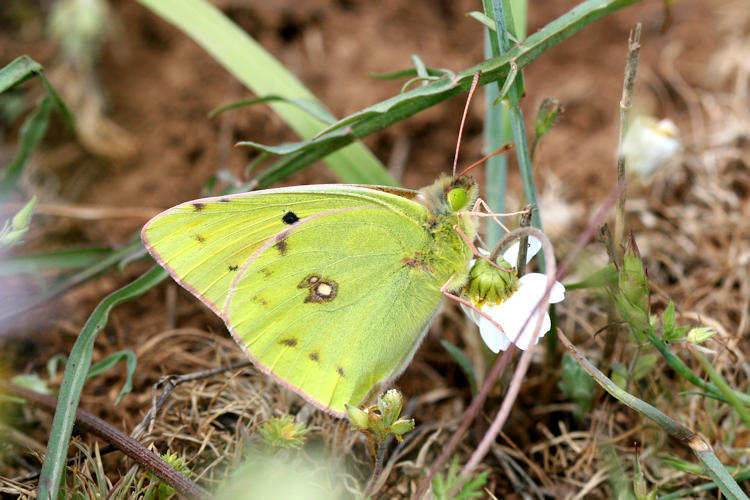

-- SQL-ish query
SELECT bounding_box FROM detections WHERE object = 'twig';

[614,23,642,259]
[516,204,534,276]
[2,382,210,499]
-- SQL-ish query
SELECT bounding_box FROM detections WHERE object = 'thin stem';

[458,228,556,487]
[614,23,641,259]
[3,382,209,499]
[691,347,750,428]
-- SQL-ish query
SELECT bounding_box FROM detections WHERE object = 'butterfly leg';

[452,224,513,273]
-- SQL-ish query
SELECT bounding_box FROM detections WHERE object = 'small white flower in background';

[461,237,565,353]
[621,116,681,178]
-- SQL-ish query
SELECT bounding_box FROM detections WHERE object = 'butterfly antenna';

[457,143,514,177]
[452,71,482,177]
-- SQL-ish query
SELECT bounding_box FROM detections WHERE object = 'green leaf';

[558,352,595,417]
[209,95,336,124]
[0,56,73,126]
[11,373,53,395]
[234,0,641,190]
[631,353,658,382]
[661,301,677,340]
[564,264,617,290]
[46,354,68,379]
[0,196,37,248]
[86,350,137,404]
[0,97,53,200]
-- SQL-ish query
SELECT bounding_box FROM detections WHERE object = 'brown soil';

[1,0,748,498]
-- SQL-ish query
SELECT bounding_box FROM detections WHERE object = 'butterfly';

[141,175,480,417]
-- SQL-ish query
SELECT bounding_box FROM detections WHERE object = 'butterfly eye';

[447,187,467,211]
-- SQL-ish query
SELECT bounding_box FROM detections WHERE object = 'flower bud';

[686,326,717,344]
[534,98,562,140]
[614,236,650,332]
[345,405,369,430]
[463,257,518,307]
[378,389,403,428]
[389,418,415,441]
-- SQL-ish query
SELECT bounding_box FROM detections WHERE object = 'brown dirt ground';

[1,0,749,498]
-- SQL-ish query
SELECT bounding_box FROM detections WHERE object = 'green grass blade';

[37,266,168,500]
[692,348,750,427]
[0,96,53,199]
[86,350,137,404]
[135,0,394,186]
[0,56,72,126]
[209,95,337,124]
[0,240,145,324]
[0,247,111,276]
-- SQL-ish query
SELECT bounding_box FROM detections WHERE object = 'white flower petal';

[472,273,565,351]
[460,303,481,325]
[517,273,566,304]
[477,314,512,353]
[502,236,542,266]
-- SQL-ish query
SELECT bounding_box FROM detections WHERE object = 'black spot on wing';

[192,203,206,211]
[280,338,297,347]
[282,211,299,225]
[337,367,345,377]
[228,264,239,271]
[194,234,206,243]
[309,352,319,362]
[219,198,230,203]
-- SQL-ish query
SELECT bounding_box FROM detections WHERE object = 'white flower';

[621,117,681,178]
[462,239,565,352]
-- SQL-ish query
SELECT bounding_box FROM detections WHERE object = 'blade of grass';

[37,266,167,500]
[0,96,53,200]
[480,0,526,246]
[0,247,111,276]
[0,56,73,125]
[644,329,750,406]
[0,240,146,326]
[135,0,394,186]
[559,331,750,500]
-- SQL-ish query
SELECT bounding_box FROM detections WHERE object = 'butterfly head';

[418,174,478,215]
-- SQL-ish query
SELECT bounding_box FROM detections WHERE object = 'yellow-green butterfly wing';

[142,176,477,417]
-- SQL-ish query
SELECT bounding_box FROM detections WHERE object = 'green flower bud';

[11,196,36,229]
[345,404,370,430]
[463,257,518,307]
[534,98,562,140]
[686,326,717,344]
[389,418,415,441]
[614,236,650,332]
[378,389,403,428]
